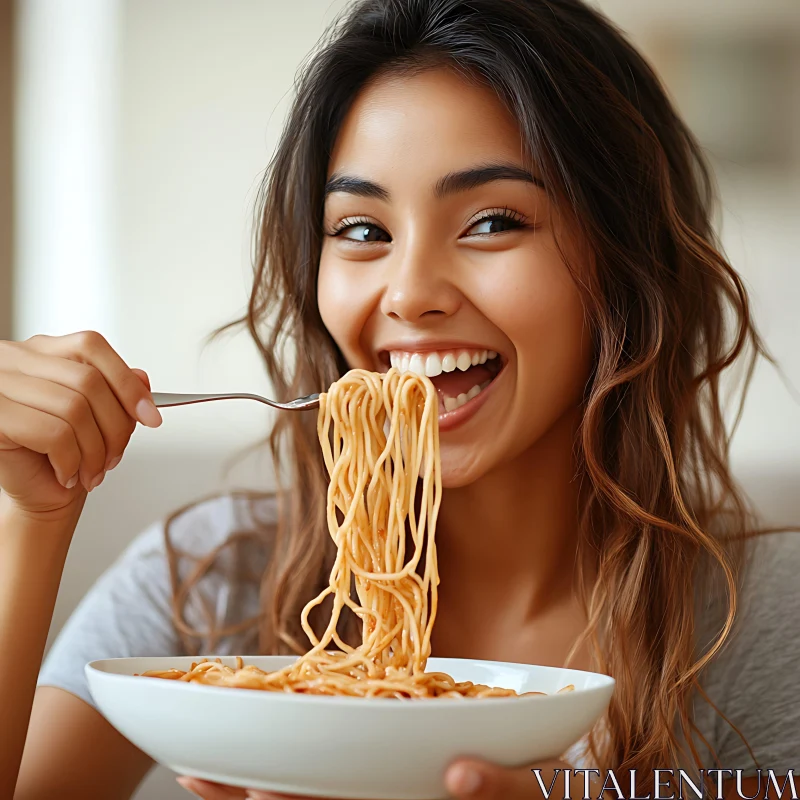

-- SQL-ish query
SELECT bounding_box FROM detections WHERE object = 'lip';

[374,340,507,432]
[436,360,507,432]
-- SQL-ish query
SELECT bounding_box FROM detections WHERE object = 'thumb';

[445,759,534,800]
[131,368,151,391]
[446,758,570,800]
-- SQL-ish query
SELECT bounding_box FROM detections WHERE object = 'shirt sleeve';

[38,494,275,708]
[694,531,800,771]
[37,521,182,707]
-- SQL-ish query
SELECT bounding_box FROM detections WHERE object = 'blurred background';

[0,0,798,797]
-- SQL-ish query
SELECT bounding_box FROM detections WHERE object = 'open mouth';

[385,348,504,414]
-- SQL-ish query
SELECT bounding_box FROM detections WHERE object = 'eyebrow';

[434,164,544,197]
[323,162,544,202]
[324,174,390,201]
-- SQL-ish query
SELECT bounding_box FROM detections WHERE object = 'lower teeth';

[442,380,492,413]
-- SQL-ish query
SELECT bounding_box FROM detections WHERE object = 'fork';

[151,391,321,411]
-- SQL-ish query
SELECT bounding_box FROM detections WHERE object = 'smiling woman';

[3,0,799,799]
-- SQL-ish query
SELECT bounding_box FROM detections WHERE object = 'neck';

[435,407,584,616]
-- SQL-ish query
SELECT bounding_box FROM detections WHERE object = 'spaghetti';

[142,369,567,698]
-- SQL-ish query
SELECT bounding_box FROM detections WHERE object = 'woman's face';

[318,68,592,487]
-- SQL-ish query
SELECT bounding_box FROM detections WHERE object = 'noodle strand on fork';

[141,369,563,698]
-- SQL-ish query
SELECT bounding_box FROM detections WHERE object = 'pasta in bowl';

[86,371,614,796]
[85,654,614,799]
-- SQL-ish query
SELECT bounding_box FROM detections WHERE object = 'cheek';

[509,277,589,391]
[479,239,591,432]
[511,277,591,448]
[480,239,588,375]
[317,253,376,363]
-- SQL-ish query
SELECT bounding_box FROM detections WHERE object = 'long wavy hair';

[166,0,771,780]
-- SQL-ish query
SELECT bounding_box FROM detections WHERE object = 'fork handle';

[151,392,277,409]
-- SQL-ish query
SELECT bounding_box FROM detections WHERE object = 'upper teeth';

[389,349,497,377]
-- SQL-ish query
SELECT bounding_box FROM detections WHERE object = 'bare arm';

[0,502,77,795]
[0,332,162,796]
[0,492,153,800]
[16,687,153,800]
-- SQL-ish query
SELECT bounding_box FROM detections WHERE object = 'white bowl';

[86,656,613,799]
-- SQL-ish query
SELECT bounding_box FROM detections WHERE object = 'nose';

[379,240,461,323]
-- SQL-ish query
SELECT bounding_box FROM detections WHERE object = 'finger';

[131,368,151,390]
[445,758,566,800]
[244,794,293,799]
[244,793,341,799]
[0,395,81,488]
[16,351,137,472]
[176,777,248,799]
[26,332,162,428]
[0,370,111,490]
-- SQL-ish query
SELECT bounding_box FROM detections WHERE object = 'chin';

[438,448,488,489]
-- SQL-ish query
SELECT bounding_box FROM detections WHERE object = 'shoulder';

[726,530,800,676]
[695,530,800,642]
[38,493,278,706]
[133,492,279,560]
[159,493,277,604]
[692,530,800,770]
[740,529,800,608]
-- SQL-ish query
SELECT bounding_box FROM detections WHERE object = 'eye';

[464,208,529,237]
[331,218,392,243]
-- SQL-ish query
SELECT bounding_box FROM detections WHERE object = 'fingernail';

[135,397,162,428]
[88,472,105,491]
[65,473,79,489]
[106,455,122,470]
[448,764,483,796]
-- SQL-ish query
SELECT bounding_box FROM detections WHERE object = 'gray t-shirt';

[38,495,800,772]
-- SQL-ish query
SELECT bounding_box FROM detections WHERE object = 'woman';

[2,0,798,798]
